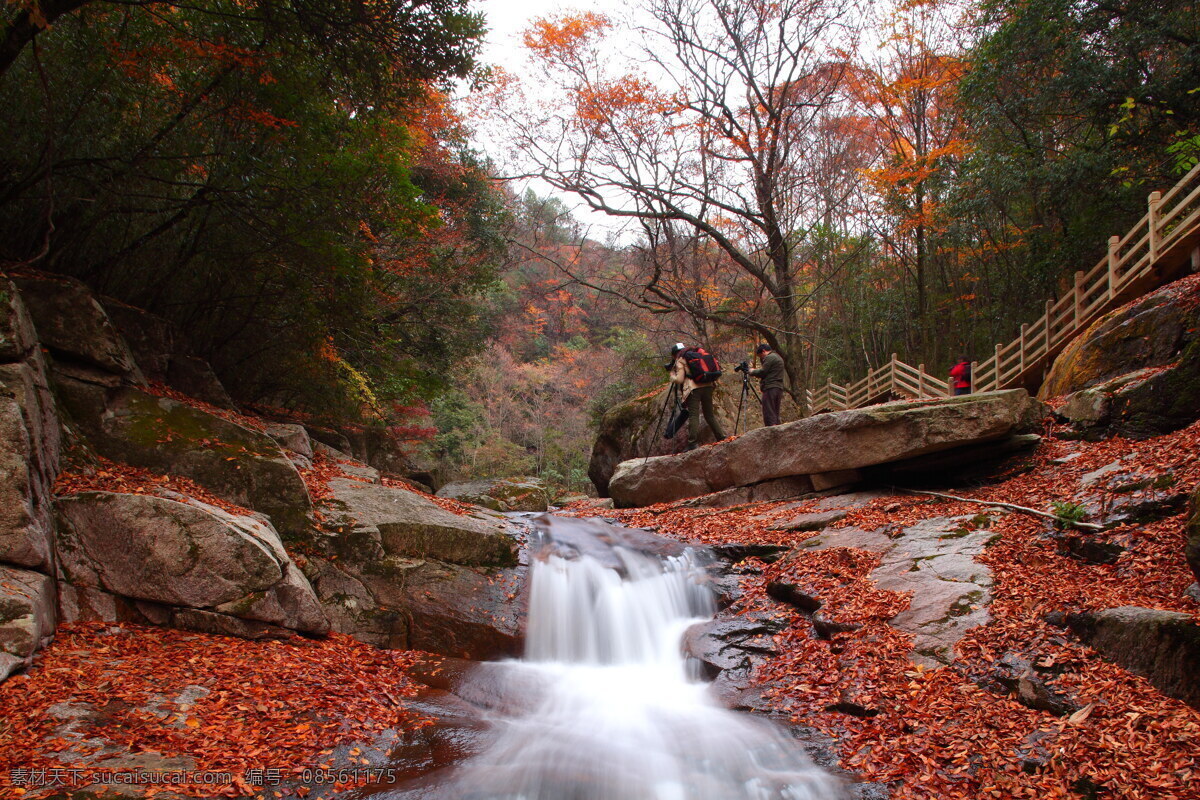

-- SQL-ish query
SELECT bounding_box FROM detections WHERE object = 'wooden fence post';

[1073,270,1085,326]
[1107,235,1120,296]
[1148,191,1162,262]
[1044,300,1054,347]
[994,343,1002,389]
[890,353,897,395]
[1019,323,1027,371]
[970,361,977,395]
[918,364,925,397]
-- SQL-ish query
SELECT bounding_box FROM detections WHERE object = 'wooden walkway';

[807,162,1200,413]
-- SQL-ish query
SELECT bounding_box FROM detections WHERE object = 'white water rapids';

[399,514,843,800]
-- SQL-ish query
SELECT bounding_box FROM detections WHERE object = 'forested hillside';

[3,0,1196,490]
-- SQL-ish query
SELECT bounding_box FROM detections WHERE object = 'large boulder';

[55,491,328,636]
[11,273,143,383]
[100,296,237,409]
[609,390,1044,508]
[98,297,178,382]
[0,283,61,571]
[1043,273,1200,436]
[1068,606,1200,710]
[54,383,312,537]
[0,565,56,680]
[588,384,730,497]
[305,478,524,658]
[166,354,237,410]
[437,478,550,512]
[323,478,518,567]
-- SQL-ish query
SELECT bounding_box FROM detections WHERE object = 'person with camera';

[667,342,727,450]
[743,343,785,426]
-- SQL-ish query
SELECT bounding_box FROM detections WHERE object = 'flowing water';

[380,514,843,800]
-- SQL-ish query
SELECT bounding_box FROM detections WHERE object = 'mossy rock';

[1042,274,1200,399]
[436,477,550,512]
[57,385,313,537]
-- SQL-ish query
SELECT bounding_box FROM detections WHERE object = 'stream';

[366,513,844,800]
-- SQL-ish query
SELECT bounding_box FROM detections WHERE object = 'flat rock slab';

[798,516,997,666]
[609,390,1044,507]
[768,509,848,532]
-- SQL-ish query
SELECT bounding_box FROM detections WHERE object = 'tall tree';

[491,0,861,402]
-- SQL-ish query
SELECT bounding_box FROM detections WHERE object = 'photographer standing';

[668,342,727,450]
[747,343,785,426]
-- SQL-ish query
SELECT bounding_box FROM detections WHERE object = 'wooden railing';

[807,161,1200,414]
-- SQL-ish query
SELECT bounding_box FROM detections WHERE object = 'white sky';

[469,0,636,241]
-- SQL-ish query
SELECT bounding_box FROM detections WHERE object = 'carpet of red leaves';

[583,420,1200,799]
[0,624,431,799]
[54,457,257,518]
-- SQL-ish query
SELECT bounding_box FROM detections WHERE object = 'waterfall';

[430,515,844,800]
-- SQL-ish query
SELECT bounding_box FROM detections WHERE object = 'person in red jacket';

[949,357,972,396]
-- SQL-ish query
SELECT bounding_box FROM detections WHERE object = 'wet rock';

[11,273,144,382]
[992,654,1079,716]
[609,390,1046,507]
[710,543,790,563]
[825,692,880,718]
[437,478,549,512]
[812,612,861,639]
[1103,490,1189,527]
[766,580,822,612]
[1058,534,1125,565]
[768,509,848,532]
[0,565,56,681]
[681,615,783,677]
[1068,606,1200,709]
[1017,728,1059,774]
[55,491,328,636]
[55,383,313,537]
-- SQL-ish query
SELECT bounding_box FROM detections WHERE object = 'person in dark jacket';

[668,342,727,449]
[749,343,785,426]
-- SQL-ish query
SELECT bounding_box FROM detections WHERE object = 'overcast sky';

[468,0,635,239]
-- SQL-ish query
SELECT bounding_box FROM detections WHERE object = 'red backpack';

[682,347,722,384]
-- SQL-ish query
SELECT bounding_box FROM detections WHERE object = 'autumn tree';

[0,0,502,416]
[492,0,862,403]
[950,0,1200,341]
[849,0,967,359]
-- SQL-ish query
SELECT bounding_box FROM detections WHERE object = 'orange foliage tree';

[486,0,863,403]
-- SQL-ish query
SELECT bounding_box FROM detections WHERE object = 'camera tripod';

[733,367,761,436]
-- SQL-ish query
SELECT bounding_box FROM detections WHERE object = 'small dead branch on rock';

[894,488,1104,531]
